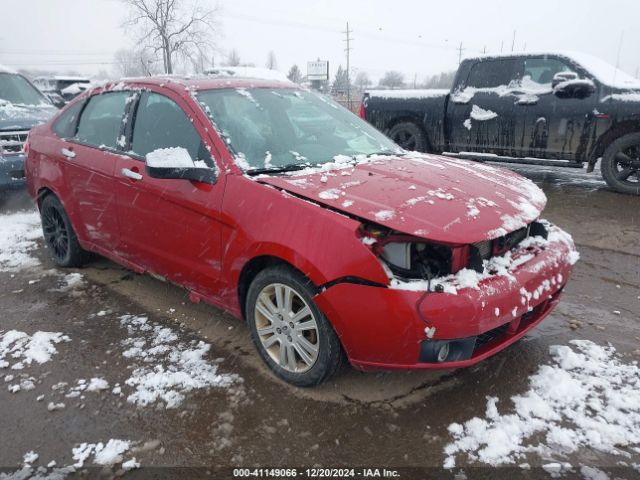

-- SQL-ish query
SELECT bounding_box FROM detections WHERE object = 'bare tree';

[287,64,302,83]
[354,71,371,91]
[113,48,159,77]
[379,71,405,89]
[122,0,217,74]
[266,51,278,70]
[225,49,241,67]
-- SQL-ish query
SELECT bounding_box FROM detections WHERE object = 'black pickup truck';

[361,52,640,194]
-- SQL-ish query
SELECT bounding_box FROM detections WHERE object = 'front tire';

[40,194,88,267]
[246,266,344,387]
[601,133,640,195]
[388,121,428,152]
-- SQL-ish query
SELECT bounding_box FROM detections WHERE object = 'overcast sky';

[1,0,639,83]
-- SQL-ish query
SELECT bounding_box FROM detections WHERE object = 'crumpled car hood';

[259,153,547,245]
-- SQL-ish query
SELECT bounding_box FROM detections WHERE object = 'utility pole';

[457,42,465,65]
[500,40,504,53]
[614,31,624,86]
[343,22,354,108]
[511,30,516,52]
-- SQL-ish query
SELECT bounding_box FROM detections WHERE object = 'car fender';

[219,175,391,314]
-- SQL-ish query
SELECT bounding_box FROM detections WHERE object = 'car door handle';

[60,147,76,159]
[121,168,143,181]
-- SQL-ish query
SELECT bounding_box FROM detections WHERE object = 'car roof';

[107,75,299,93]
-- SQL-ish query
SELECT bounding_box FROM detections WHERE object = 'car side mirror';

[551,71,579,88]
[553,77,596,99]
[145,147,217,184]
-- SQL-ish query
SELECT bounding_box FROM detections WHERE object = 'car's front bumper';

[0,154,26,190]
[314,225,575,370]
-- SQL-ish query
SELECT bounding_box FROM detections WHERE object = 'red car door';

[57,91,133,251]
[114,90,227,299]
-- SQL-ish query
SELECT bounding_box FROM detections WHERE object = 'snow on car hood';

[0,101,57,130]
[259,153,547,245]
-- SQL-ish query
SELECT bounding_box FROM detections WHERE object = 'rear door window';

[466,59,519,88]
[131,91,212,166]
[74,92,130,149]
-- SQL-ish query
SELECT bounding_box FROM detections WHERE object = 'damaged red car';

[25,75,579,386]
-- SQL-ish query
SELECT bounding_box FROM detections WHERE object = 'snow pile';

[390,220,577,294]
[451,77,553,104]
[0,211,42,272]
[0,330,71,370]
[55,272,85,292]
[602,92,640,103]
[444,340,640,468]
[73,439,132,467]
[65,378,109,398]
[470,105,498,121]
[204,66,291,83]
[318,188,342,200]
[283,153,393,178]
[119,314,239,408]
[5,440,138,479]
[374,210,396,221]
[146,147,204,169]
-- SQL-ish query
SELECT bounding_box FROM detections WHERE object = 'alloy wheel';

[42,206,69,262]
[613,145,640,187]
[254,283,320,373]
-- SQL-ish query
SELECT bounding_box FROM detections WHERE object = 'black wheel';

[601,133,640,195]
[40,194,88,267]
[246,266,344,387]
[388,121,428,152]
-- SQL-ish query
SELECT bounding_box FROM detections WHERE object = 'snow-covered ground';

[0,211,42,272]
[119,313,240,408]
[0,209,242,475]
[444,340,640,471]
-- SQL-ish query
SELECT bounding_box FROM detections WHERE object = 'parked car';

[0,65,57,191]
[33,76,92,105]
[361,52,640,195]
[25,75,577,386]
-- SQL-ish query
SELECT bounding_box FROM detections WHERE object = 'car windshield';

[195,88,402,171]
[0,73,48,106]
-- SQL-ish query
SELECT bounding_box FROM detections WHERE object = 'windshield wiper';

[246,163,311,176]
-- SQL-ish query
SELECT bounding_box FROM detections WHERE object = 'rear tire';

[388,121,428,152]
[246,266,344,387]
[601,132,640,195]
[40,194,88,267]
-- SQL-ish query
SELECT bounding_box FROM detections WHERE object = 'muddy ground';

[0,165,639,479]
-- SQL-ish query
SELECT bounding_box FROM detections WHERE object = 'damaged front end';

[315,219,578,370]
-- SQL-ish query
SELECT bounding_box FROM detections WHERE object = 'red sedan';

[25,75,578,386]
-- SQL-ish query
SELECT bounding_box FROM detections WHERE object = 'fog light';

[437,343,450,362]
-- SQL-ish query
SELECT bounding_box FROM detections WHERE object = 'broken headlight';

[360,225,453,280]
[379,241,452,279]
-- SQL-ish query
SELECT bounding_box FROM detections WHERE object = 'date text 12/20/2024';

[233,468,401,478]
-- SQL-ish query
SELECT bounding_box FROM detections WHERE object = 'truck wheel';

[601,133,640,195]
[388,122,428,152]
[40,194,89,267]
[246,266,344,387]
